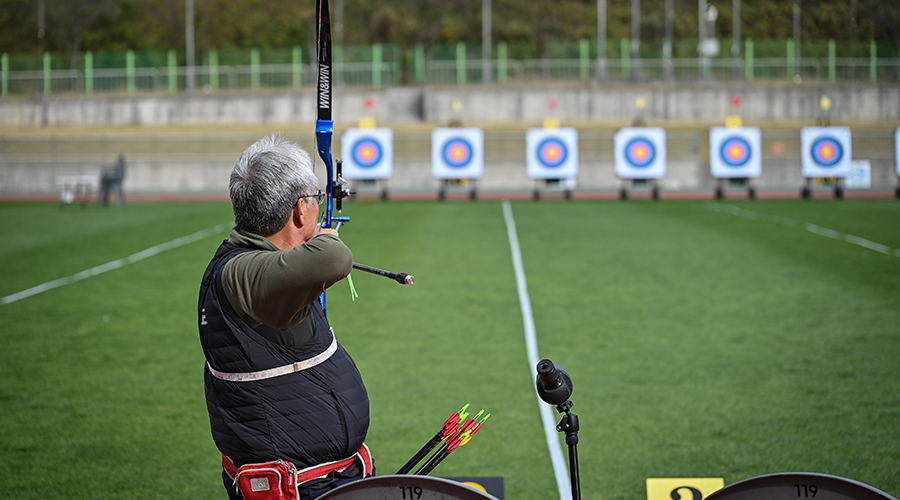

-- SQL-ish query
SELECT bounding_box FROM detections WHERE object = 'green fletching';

[348,274,358,301]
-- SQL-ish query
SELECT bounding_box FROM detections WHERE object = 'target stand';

[801,177,845,200]
[341,128,394,201]
[527,127,579,201]
[438,178,478,201]
[432,128,484,201]
[800,126,852,200]
[532,178,575,201]
[709,127,761,200]
[618,178,660,201]
[614,127,667,201]
[714,177,756,200]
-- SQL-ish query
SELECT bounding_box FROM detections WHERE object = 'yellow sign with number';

[725,115,743,128]
[647,478,725,500]
[543,117,560,129]
[359,116,376,129]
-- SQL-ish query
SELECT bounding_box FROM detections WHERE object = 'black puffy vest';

[198,241,369,469]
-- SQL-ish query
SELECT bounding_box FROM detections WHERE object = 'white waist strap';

[207,328,338,382]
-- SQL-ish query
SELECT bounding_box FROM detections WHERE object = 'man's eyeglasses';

[299,191,326,205]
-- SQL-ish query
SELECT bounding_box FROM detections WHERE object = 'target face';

[351,139,382,168]
[442,139,474,168]
[615,127,666,179]
[341,128,393,179]
[811,137,843,167]
[625,139,656,167]
[526,128,579,179]
[801,127,852,178]
[432,128,484,179]
[538,139,567,167]
[709,127,761,178]
[721,137,752,166]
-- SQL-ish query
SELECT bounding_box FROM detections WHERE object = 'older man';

[198,134,372,500]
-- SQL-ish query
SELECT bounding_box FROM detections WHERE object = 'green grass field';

[1,199,899,500]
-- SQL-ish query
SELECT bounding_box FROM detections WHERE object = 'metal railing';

[2,57,897,98]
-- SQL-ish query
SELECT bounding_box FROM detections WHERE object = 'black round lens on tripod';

[537,359,561,388]
[535,359,573,405]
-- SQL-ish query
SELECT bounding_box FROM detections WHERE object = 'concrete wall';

[1,83,897,196]
[2,82,899,127]
[3,128,897,197]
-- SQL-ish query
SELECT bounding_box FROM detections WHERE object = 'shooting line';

[501,199,572,500]
[705,203,900,257]
[1,223,230,305]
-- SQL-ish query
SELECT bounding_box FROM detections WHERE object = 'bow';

[315,0,412,315]
[315,0,347,231]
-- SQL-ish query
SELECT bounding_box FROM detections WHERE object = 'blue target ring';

[351,138,382,168]
[811,137,843,167]
[625,138,656,168]
[442,139,474,168]
[720,137,752,167]
[536,138,568,168]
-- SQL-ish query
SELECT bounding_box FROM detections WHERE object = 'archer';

[197,134,373,500]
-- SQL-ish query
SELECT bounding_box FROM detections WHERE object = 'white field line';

[502,200,572,500]
[1,223,229,305]
[705,203,900,258]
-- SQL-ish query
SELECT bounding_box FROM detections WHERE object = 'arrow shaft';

[352,262,414,285]
[397,435,442,474]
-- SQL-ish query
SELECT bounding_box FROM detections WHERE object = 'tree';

[51,0,118,68]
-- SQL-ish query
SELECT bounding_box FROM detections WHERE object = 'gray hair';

[229,134,319,236]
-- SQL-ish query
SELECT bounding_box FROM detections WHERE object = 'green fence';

[2,39,898,98]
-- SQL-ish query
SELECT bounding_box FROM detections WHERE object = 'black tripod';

[536,359,581,500]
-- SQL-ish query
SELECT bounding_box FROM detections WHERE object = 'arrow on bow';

[314,0,413,314]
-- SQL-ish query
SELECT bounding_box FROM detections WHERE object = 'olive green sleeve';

[222,234,353,329]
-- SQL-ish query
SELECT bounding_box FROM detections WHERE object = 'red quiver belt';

[223,444,373,500]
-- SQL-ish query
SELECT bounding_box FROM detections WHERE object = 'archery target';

[709,127,762,178]
[801,127,852,178]
[432,128,484,179]
[526,128,579,179]
[614,127,667,179]
[341,128,393,179]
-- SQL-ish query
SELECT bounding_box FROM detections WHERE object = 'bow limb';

[316,0,335,315]
[315,0,335,229]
